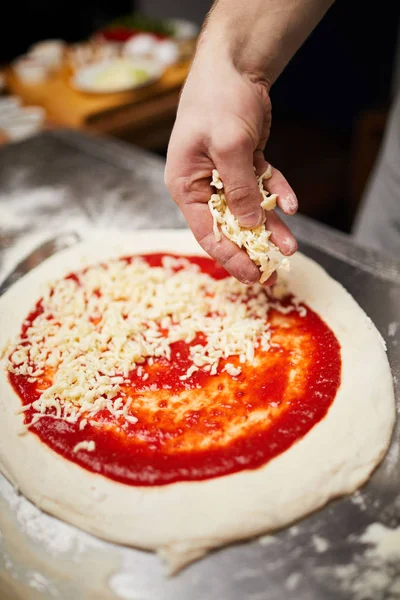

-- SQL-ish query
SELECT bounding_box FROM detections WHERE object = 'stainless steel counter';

[0,130,399,600]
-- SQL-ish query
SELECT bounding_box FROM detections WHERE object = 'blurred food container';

[71,57,164,94]
[66,41,121,73]
[123,34,180,67]
[166,19,199,40]
[123,33,158,58]
[1,105,45,141]
[0,96,21,113]
[12,56,49,84]
[29,39,66,70]
[153,39,179,66]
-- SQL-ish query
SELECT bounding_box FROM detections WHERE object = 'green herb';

[109,12,176,37]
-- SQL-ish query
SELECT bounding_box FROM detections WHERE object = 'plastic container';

[1,105,45,141]
[13,56,49,84]
[29,39,65,70]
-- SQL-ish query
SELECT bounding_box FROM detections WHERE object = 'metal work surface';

[0,131,399,600]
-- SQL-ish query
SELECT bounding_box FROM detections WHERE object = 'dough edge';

[0,230,396,573]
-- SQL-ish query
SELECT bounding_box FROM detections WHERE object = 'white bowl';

[13,56,49,84]
[29,39,65,70]
[0,105,45,139]
[2,119,43,141]
[123,34,158,58]
[166,18,199,40]
[71,57,164,94]
[0,98,23,125]
[0,96,21,112]
[153,39,179,66]
[19,106,46,122]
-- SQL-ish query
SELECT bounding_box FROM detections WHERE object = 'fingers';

[165,132,296,285]
[214,138,263,228]
[253,153,298,215]
[181,201,261,284]
[265,210,298,256]
[263,271,277,287]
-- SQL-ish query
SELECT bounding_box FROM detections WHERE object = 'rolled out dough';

[0,230,395,573]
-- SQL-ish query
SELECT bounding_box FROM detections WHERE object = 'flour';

[108,574,142,600]
[0,475,105,558]
[285,572,301,591]
[258,534,277,546]
[0,184,169,285]
[28,571,61,598]
[383,440,400,474]
[0,186,79,280]
[315,523,400,600]
[351,491,368,511]
[360,523,400,561]
[312,535,329,553]
[388,322,399,337]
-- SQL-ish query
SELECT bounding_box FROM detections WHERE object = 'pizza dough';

[0,230,395,574]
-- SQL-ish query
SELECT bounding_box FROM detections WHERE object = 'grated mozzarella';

[73,440,96,453]
[224,363,242,377]
[6,255,305,432]
[208,167,291,283]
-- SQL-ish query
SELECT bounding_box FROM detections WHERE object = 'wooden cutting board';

[6,62,190,129]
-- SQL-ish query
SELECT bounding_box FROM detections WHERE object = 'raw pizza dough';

[0,230,395,573]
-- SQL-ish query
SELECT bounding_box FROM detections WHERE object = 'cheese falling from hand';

[7,255,305,431]
[208,167,290,283]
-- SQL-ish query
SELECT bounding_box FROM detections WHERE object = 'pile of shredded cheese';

[6,256,304,435]
[208,166,290,283]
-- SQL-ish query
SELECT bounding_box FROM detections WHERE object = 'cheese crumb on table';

[208,167,291,283]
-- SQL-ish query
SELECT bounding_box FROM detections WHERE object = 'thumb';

[214,148,263,229]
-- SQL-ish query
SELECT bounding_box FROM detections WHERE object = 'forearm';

[198,0,334,86]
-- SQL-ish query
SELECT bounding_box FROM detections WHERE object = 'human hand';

[165,47,298,285]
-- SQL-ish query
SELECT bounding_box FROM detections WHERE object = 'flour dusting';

[0,476,104,557]
[259,534,276,546]
[360,523,400,561]
[351,491,368,511]
[383,440,400,474]
[312,535,329,553]
[28,571,61,597]
[315,523,400,600]
[285,572,301,591]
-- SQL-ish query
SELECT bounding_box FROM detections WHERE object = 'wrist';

[195,24,273,92]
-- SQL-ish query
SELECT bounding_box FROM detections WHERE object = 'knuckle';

[226,184,259,211]
[213,133,252,158]
[198,231,216,255]
[165,174,191,204]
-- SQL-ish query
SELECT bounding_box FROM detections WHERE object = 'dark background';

[1,0,399,232]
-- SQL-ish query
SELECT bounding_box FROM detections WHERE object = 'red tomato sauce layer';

[9,253,341,486]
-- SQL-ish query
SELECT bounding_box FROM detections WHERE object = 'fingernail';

[238,211,263,228]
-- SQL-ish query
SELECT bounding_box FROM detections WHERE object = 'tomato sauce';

[9,254,341,486]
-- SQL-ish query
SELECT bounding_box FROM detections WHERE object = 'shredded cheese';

[73,440,96,453]
[223,363,242,377]
[6,255,305,432]
[208,167,291,283]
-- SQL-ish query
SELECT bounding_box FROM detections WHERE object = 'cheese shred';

[6,255,305,431]
[208,167,290,283]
